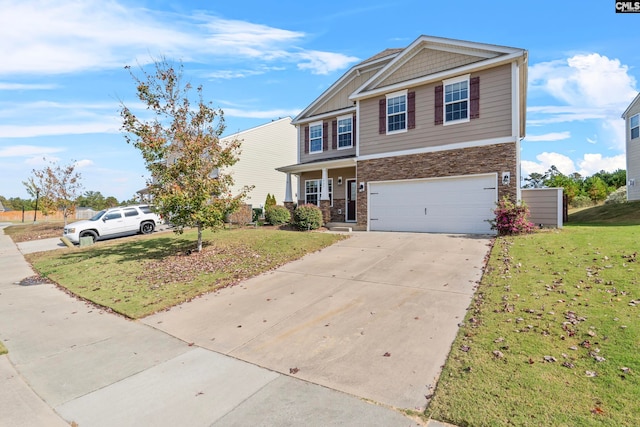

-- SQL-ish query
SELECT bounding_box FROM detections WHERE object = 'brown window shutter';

[470,76,480,119]
[322,122,328,151]
[434,85,443,125]
[332,120,337,150]
[407,91,416,129]
[352,114,357,147]
[304,126,309,153]
[379,99,386,134]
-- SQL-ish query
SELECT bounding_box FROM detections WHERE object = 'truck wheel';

[79,230,98,243]
[140,221,155,234]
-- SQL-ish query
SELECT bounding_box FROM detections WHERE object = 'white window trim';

[305,178,333,207]
[386,89,408,135]
[337,114,353,150]
[631,113,639,139]
[309,120,323,154]
[443,74,470,126]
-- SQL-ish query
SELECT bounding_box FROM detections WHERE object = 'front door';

[346,179,356,222]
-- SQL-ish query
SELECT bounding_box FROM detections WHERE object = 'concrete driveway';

[144,232,491,410]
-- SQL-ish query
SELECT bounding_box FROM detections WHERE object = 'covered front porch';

[276,157,357,225]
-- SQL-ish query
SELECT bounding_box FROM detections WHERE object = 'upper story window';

[631,114,639,139]
[309,121,323,153]
[444,75,469,125]
[337,116,353,149]
[386,91,407,133]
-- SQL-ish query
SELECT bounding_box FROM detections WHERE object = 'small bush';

[294,204,323,230]
[265,205,290,225]
[490,197,535,236]
[570,194,593,208]
[604,186,627,204]
[252,207,263,222]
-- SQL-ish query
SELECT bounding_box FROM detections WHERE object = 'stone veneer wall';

[355,142,517,227]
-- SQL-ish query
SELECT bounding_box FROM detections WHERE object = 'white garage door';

[368,174,497,234]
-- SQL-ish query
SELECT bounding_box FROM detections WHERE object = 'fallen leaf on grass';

[621,367,632,373]
[544,356,557,363]
[591,407,604,415]
[493,350,504,359]
[585,371,597,377]
[562,362,575,369]
[460,345,471,352]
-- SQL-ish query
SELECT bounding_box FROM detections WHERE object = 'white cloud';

[525,131,571,142]
[521,151,626,178]
[577,153,626,176]
[0,1,357,77]
[222,108,302,119]
[521,152,577,176]
[0,122,120,138]
[296,50,360,75]
[75,159,94,168]
[0,145,65,157]
[528,53,637,150]
[0,82,58,90]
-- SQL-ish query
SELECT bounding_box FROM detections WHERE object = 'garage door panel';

[369,175,496,234]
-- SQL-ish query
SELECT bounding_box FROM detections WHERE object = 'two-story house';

[277,35,528,234]
[622,93,640,201]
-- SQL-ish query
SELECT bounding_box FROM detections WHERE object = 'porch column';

[320,168,331,224]
[284,172,293,203]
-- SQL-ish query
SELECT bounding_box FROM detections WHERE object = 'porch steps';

[326,222,366,232]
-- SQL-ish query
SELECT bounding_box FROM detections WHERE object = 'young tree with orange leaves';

[120,59,251,252]
[23,159,83,226]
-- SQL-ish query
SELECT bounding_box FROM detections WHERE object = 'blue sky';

[1,0,638,201]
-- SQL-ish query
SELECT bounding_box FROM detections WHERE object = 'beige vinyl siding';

[359,64,513,157]
[521,188,563,228]
[298,120,357,163]
[297,167,356,204]
[378,49,482,88]
[221,118,297,208]
[310,69,379,116]
[626,100,640,201]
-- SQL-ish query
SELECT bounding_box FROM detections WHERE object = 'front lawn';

[27,228,346,319]
[426,226,639,426]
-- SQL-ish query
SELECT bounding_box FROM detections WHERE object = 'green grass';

[0,341,7,355]
[568,200,640,225]
[426,226,640,426]
[27,228,346,319]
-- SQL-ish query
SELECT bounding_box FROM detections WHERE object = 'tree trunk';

[197,224,203,252]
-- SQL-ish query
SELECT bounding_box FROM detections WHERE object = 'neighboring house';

[220,117,298,209]
[622,93,640,201]
[138,117,298,210]
[277,35,528,234]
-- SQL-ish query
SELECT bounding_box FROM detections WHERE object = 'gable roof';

[292,48,401,125]
[292,35,528,136]
[622,92,640,118]
[350,34,526,100]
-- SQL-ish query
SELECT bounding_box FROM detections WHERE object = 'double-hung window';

[305,179,333,206]
[309,121,323,153]
[337,115,353,148]
[631,114,639,139]
[444,75,469,125]
[386,90,407,133]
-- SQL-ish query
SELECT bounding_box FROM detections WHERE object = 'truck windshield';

[89,210,106,221]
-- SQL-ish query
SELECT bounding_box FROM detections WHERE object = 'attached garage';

[368,174,497,234]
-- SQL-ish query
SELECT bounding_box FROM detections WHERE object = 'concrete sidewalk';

[0,223,421,426]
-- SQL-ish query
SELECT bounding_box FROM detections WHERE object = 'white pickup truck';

[63,205,161,244]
